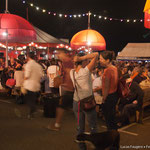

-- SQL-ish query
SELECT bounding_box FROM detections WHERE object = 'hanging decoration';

[0,42,72,51]
[144,0,150,29]
[70,12,106,51]
[21,1,143,23]
[0,0,36,67]
[70,29,106,51]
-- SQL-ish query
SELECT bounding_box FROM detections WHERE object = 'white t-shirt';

[92,76,102,104]
[23,60,43,92]
[47,65,59,87]
[14,71,24,87]
[70,66,92,102]
[92,76,102,96]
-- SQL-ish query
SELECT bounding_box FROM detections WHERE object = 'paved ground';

[0,94,150,150]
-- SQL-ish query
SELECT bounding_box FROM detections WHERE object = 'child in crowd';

[92,68,103,112]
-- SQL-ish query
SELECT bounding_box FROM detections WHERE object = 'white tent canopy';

[117,43,150,60]
[34,26,67,44]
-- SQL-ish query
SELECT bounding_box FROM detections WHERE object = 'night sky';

[0,0,149,54]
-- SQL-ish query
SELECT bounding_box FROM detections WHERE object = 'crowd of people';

[1,50,150,150]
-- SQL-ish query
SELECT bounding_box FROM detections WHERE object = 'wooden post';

[88,11,91,29]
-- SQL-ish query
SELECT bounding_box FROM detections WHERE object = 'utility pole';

[5,0,9,13]
[88,11,91,29]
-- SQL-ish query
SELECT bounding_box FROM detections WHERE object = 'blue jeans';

[73,100,97,150]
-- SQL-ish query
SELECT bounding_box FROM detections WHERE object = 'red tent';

[0,13,36,66]
[0,13,36,42]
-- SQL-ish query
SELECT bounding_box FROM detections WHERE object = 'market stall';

[117,43,150,61]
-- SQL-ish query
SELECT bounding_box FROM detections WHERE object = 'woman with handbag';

[70,52,99,150]
[99,51,119,130]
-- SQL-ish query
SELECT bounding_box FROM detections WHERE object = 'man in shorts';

[46,51,74,131]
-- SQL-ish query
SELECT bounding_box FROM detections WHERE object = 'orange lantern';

[144,0,150,29]
[70,29,106,51]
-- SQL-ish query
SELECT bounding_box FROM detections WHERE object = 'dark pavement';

[0,95,150,150]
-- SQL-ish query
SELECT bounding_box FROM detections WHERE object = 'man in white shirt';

[23,52,43,119]
[46,52,74,131]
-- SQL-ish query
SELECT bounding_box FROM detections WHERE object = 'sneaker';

[74,139,85,143]
[27,114,34,120]
[14,108,22,118]
[46,125,60,131]
[74,135,85,143]
[74,138,85,143]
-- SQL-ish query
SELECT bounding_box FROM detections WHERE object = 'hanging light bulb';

[22,3,143,25]
[87,41,91,46]
[2,32,8,37]
[23,46,27,49]
[73,15,77,18]
[59,14,62,17]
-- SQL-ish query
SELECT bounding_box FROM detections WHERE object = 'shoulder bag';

[53,66,63,88]
[6,78,16,87]
[72,70,96,111]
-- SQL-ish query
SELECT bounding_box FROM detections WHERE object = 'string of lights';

[21,0,145,23]
[0,42,72,51]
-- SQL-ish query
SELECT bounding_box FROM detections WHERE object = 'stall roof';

[117,43,150,60]
[34,26,67,45]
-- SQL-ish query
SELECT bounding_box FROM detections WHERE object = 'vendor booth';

[0,26,69,60]
[117,43,150,61]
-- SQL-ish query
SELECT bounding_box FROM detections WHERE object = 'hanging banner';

[144,0,150,29]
